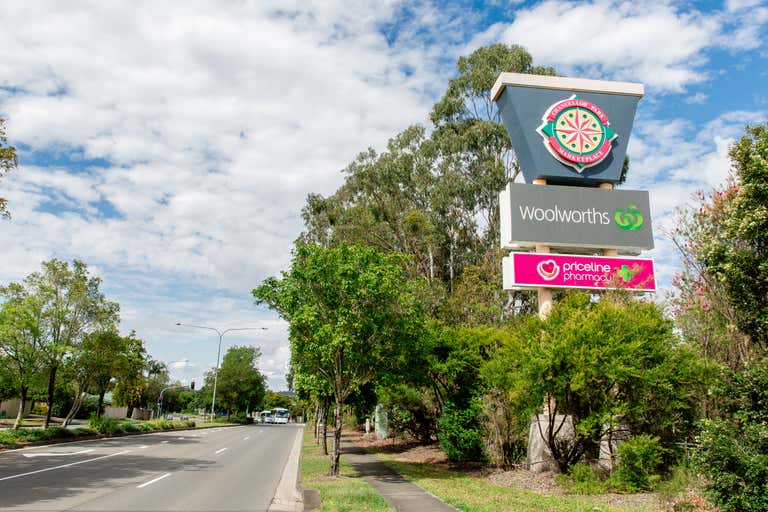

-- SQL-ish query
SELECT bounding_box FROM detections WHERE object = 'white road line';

[243,436,250,440]
[214,447,227,455]
[139,445,148,449]
[0,450,131,482]
[177,437,185,440]
[161,440,169,444]
[137,472,171,488]
[22,449,95,458]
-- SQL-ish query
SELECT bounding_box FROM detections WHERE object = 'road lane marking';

[139,445,148,449]
[243,436,250,440]
[161,440,169,444]
[137,472,171,488]
[177,437,185,440]
[0,450,131,482]
[22,449,95,458]
[214,448,227,455]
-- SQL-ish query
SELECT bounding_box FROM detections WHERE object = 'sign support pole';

[533,178,553,320]
[599,182,619,257]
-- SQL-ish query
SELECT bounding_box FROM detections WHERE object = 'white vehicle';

[259,410,272,424]
[271,407,290,424]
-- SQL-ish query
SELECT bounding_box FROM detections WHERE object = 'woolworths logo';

[614,205,644,231]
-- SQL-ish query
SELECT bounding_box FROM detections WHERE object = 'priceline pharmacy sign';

[500,183,654,251]
[502,252,656,292]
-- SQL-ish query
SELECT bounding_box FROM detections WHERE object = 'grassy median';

[301,429,390,512]
[0,418,219,449]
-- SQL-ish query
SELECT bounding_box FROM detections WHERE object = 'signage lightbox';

[492,73,643,185]
[499,183,654,251]
[502,252,656,292]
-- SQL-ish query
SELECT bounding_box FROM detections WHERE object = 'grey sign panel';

[493,74,642,185]
[500,183,654,251]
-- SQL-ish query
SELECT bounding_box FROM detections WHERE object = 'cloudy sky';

[1,0,766,390]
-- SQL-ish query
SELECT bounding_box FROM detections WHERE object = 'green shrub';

[611,435,664,491]
[438,401,486,462]
[694,419,768,511]
[556,463,608,494]
[89,414,123,434]
[693,358,768,511]
[119,421,140,432]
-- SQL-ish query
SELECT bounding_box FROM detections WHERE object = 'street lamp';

[175,323,267,423]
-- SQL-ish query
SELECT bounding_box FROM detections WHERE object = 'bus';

[258,410,272,424]
[271,407,290,424]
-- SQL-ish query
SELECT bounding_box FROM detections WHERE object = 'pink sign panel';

[505,252,656,292]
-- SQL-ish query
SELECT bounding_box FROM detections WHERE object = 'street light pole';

[175,323,267,423]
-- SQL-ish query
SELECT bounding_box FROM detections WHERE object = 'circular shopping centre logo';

[537,95,617,173]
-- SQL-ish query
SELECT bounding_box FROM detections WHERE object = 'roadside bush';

[438,400,486,462]
[611,435,664,492]
[693,358,768,511]
[225,415,252,425]
[119,421,142,432]
[89,414,122,434]
[556,463,608,495]
[0,426,93,445]
[694,419,768,511]
[146,419,174,430]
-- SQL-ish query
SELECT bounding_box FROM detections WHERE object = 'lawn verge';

[300,428,390,512]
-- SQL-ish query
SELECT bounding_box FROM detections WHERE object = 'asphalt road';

[0,423,302,511]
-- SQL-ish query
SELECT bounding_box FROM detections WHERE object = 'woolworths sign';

[499,183,654,251]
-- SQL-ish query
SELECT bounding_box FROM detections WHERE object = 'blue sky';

[1,0,767,390]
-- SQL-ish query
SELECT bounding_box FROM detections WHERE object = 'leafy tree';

[300,45,556,297]
[0,293,46,428]
[670,123,768,363]
[208,345,266,416]
[703,125,768,347]
[0,118,18,219]
[254,243,425,475]
[61,329,136,423]
[264,389,291,410]
[5,260,120,428]
[111,334,149,417]
[144,358,170,412]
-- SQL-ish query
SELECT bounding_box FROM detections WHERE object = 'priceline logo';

[518,204,645,231]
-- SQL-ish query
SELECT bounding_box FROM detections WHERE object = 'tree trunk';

[43,365,58,429]
[63,391,84,427]
[13,386,28,430]
[126,405,134,419]
[329,398,343,476]
[321,401,329,456]
[96,389,106,419]
[312,402,320,442]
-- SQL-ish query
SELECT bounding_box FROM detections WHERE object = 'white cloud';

[469,0,725,92]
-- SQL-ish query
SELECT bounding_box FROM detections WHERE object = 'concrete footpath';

[340,436,459,512]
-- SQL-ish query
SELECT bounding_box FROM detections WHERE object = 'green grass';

[376,456,661,512]
[301,429,390,512]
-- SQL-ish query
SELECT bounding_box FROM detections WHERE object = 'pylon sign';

[492,73,643,185]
